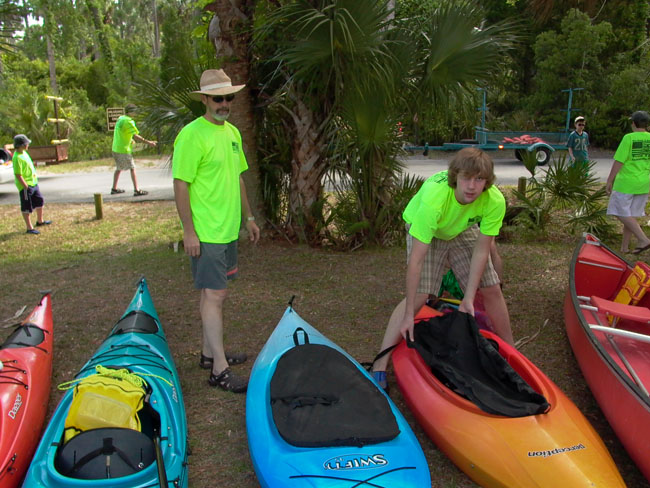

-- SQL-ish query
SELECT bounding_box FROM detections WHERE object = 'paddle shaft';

[154,435,168,487]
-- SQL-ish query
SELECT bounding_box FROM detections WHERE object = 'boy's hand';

[399,315,415,342]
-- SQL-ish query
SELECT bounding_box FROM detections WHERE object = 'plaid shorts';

[112,152,135,171]
[406,225,500,295]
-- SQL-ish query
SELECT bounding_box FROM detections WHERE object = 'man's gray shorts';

[190,241,238,290]
[112,151,135,171]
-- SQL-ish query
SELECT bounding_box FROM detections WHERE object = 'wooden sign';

[107,107,125,131]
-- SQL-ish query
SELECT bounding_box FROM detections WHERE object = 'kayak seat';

[590,296,650,325]
[0,324,45,349]
[54,427,155,479]
[410,311,549,417]
[270,343,399,447]
[112,311,158,335]
[607,262,650,327]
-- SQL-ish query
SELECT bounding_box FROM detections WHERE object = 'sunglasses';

[210,94,235,103]
[576,123,585,126]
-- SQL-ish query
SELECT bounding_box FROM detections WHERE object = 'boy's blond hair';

[447,147,496,190]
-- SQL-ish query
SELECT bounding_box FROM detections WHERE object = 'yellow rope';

[58,364,173,391]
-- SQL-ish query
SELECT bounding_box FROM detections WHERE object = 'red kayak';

[0,294,53,487]
[394,305,624,487]
[565,233,650,481]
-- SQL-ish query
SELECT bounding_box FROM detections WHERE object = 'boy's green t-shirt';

[613,131,650,194]
[13,151,37,191]
[172,117,248,244]
[403,171,505,243]
[112,115,139,154]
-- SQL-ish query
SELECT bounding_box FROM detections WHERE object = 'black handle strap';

[292,327,309,346]
[361,344,398,371]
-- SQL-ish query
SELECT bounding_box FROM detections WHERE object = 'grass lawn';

[0,200,647,487]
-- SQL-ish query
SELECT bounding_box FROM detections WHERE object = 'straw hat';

[190,69,245,101]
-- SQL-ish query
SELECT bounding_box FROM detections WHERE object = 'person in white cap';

[567,115,589,170]
[172,69,260,393]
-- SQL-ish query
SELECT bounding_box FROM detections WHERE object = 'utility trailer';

[406,88,582,165]
[412,127,569,165]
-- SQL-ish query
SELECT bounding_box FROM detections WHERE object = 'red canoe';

[393,305,624,487]
[565,233,650,481]
[0,294,53,487]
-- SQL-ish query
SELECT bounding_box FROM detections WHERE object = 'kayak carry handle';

[292,327,309,346]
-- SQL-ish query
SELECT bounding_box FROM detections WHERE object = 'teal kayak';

[247,306,431,487]
[24,278,188,487]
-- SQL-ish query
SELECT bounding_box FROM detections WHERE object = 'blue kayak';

[24,278,188,488]
[247,306,431,487]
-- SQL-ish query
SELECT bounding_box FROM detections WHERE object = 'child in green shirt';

[12,134,51,234]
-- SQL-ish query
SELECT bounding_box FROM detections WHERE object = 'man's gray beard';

[215,112,230,121]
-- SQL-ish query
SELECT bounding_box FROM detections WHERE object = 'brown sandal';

[199,352,248,369]
[208,367,248,393]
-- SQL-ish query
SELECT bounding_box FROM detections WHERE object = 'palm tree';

[254,0,518,244]
[255,0,402,241]
[0,0,20,55]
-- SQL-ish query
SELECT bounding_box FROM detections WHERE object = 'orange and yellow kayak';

[393,306,625,488]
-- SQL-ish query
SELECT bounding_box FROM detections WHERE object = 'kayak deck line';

[289,466,417,487]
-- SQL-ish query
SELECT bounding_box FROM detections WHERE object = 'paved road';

[0,166,175,205]
[0,153,614,205]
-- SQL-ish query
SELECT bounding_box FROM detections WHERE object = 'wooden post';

[517,176,527,196]
[94,193,103,220]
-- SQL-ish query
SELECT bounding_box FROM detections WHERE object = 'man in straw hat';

[173,69,260,393]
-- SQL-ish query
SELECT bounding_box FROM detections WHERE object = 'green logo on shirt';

[631,140,650,160]
[468,216,482,226]
[231,141,239,153]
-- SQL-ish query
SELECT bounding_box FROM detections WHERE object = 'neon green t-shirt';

[403,171,505,243]
[13,151,37,191]
[172,117,248,244]
[112,115,139,154]
[612,131,650,194]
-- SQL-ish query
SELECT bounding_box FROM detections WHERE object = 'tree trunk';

[87,0,114,72]
[205,0,261,221]
[46,34,57,94]
[286,95,328,241]
[151,0,160,57]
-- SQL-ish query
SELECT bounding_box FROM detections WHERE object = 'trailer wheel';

[514,149,523,161]
[535,147,551,165]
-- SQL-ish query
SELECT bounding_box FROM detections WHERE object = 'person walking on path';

[567,115,589,170]
[173,69,260,393]
[111,104,157,196]
[12,134,52,234]
[606,110,650,254]
[371,148,513,391]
